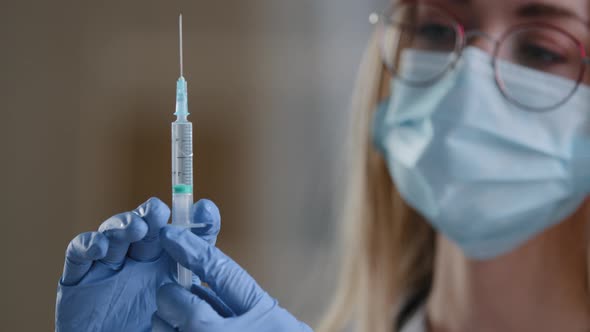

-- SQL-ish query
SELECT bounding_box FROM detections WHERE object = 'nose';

[463,30,499,54]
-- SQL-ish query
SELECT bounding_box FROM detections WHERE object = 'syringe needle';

[179,13,183,77]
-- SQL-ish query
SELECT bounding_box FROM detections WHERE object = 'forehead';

[420,0,590,39]
[427,0,589,22]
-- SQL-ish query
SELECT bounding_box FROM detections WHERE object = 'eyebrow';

[516,3,587,23]
[444,1,590,27]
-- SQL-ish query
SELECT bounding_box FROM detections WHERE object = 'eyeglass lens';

[379,2,586,110]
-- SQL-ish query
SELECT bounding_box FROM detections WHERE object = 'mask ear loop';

[378,60,392,102]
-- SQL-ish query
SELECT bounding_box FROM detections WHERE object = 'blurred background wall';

[0,0,387,329]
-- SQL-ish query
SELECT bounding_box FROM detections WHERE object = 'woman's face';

[374,1,590,259]
[418,0,590,84]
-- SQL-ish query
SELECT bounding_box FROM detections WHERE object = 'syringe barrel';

[172,193,193,225]
[171,121,193,189]
[172,192,194,289]
[171,120,193,289]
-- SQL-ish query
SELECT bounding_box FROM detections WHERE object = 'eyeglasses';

[370,2,590,111]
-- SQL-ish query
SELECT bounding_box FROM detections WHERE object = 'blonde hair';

[318,22,590,332]
[314,0,590,327]
[316,30,435,332]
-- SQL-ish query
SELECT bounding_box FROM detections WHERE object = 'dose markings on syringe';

[179,157,192,184]
[176,130,193,184]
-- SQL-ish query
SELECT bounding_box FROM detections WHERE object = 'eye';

[517,43,567,66]
[415,23,456,42]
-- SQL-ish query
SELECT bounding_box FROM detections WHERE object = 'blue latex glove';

[152,222,313,332]
[55,197,229,332]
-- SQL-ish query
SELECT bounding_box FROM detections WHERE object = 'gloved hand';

[55,197,226,332]
[152,220,313,332]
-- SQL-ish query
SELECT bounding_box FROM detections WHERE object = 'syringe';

[172,13,203,289]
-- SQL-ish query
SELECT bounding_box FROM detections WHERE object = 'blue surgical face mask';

[373,47,590,260]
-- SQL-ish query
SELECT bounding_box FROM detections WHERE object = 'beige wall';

[0,0,385,329]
